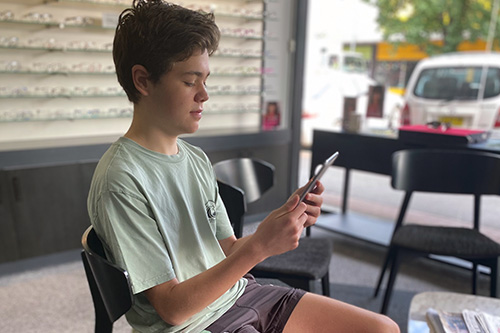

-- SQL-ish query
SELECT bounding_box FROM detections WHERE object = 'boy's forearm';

[223,235,252,256]
[148,235,265,326]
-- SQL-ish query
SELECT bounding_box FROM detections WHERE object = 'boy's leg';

[284,292,400,333]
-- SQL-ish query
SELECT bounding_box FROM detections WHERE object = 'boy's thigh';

[205,275,305,333]
[284,292,400,333]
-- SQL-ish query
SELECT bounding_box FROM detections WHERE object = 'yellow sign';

[376,39,499,62]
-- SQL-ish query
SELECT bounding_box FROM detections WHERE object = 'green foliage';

[363,0,498,54]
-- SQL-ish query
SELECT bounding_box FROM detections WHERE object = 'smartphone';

[299,151,339,202]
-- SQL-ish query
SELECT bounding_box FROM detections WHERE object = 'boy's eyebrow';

[182,71,210,78]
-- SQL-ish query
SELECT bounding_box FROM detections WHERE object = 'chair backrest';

[213,158,275,204]
[81,226,133,328]
[392,149,500,195]
[213,158,275,238]
[217,180,246,238]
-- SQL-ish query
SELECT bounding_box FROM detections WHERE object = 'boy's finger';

[311,180,325,194]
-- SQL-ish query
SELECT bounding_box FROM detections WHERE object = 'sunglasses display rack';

[0,0,294,150]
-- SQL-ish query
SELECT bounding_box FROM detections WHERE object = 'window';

[414,67,500,100]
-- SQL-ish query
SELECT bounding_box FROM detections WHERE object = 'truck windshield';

[413,66,500,100]
[343,56,368,73]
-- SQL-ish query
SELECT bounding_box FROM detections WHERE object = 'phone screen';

[299,151,339,202]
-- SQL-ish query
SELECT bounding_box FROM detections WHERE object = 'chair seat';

[393,224,500,258]
[252,238,332,279]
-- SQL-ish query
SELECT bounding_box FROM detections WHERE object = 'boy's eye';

[184,82,195,87]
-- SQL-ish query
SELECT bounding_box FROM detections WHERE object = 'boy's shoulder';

[91,139,136,188]
[178,139,210,162]
[97,138,135,172]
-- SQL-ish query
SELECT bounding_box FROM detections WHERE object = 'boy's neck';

[124,121,179,156]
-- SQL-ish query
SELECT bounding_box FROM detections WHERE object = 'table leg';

[342,168,351,214]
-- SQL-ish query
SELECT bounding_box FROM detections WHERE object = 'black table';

[310,129,500,245]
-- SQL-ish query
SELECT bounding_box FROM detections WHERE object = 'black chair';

[81,226,134,333]
[373,149,500,314]
[214,158,333,295]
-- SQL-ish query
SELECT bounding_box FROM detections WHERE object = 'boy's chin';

[183,124,200,135]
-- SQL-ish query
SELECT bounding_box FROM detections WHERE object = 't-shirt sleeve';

[95,190,176,294]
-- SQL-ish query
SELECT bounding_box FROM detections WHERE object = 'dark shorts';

[205,274,306,333]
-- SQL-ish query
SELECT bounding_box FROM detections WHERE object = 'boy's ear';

[131,64,151,97]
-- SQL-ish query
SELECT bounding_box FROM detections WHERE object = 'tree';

[363,0,499,55]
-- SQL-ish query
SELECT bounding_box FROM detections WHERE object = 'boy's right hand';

[251,194,308,260]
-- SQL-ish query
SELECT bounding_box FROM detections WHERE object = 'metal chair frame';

[373,149,500,314]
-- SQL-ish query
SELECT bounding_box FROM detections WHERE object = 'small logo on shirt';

[205,200,217,222]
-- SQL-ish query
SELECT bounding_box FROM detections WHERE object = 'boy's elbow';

[157,308,189,327]
[145,279,190,326]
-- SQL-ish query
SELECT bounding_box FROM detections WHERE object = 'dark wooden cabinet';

[0,161,97,262]
[0,171,21,262]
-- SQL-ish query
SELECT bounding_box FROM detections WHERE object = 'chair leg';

[491,257,500,298]
[380,248,402,315]
[321,273,330,297]
[472,262,478,295]
[95,312,113,333]
[373,246,395,298]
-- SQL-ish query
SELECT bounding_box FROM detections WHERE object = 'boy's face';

[146,50,210,137]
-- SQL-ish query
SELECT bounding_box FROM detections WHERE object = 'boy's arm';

[218,234,250,257]
[145,194,308,326]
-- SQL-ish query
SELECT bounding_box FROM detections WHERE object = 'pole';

[486,0,500,52]
[479,0,500,101]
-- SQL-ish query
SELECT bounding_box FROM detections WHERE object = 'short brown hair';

[113,0,220,103]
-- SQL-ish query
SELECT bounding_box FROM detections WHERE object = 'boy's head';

[113,0,220,103]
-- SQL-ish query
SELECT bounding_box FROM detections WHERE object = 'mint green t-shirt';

[87,137,247,332]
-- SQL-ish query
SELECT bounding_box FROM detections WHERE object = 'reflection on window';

[374,61,417,88]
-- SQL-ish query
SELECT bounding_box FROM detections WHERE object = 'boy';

[87,1,400,332]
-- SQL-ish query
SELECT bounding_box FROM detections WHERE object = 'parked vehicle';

[402,52,500,131]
